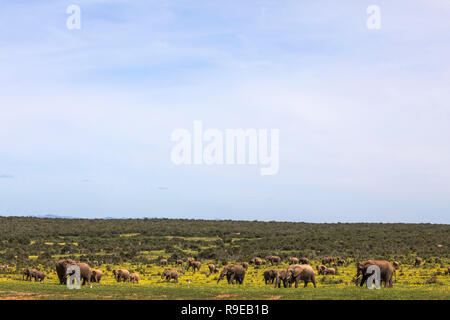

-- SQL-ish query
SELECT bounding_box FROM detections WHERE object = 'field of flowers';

[0,259,449,300]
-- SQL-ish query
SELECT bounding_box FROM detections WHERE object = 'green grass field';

[0,281,448,300]
[1,262,448,300]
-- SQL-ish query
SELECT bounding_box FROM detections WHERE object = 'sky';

[0,0,450,223]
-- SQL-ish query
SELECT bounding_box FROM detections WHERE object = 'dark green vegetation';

[0,216,448,268]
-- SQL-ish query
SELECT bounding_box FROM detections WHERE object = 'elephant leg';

[360,275,367,287]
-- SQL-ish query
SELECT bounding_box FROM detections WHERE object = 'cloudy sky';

[1,0,449,222]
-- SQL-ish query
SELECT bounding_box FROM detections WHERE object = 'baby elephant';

[34,271,46,282]
[23,268,38,281]
[323,268,336,275]
[90,269,103,283]
[263,269,276,285]
[162,270,179,283]
[130,272,140,284]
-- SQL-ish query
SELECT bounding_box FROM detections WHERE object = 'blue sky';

[1,0,450,222]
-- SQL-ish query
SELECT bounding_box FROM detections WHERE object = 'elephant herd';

[22,268,46,282]
[112,269,140,283]
[45,259,140,286]
[20,256,434,288]
[264,265,317,288]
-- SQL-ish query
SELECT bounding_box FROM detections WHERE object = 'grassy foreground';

[1,261,449,300]
[0,281,448,300]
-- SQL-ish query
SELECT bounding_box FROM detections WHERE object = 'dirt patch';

[215,294,238,299]
[268,295,282,300]
[0,291,38,300]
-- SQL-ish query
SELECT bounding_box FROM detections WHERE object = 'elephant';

[176,259,184,266]
[66,262,92,286]
[217,265,245,285]
[286,264,317,288]
[266,255,281,266]
[414,257,422,266]
[177,269,185,275]
[113,269,130,282]
[160,259,168,266]
[316,265,326,275]
[355,260,395,288]
[393,261,400,269]
[55,259,76,285]
[34,271,46,282]
[90,269,103,283]
[274,269,289,288]
[23,268,38,281]
[187,260,201,273]
[263,269,277,285]
[289,257,299,264]
[323,267,336,275]
[299,257,309,265]
[250,257,263,266]
[322,257,334,265]
[336,258,346,266]
[208,264,216,274]
[242,262,249,270]
[186,257,195,268]
[130,272,140,283]
[161,270,179,282]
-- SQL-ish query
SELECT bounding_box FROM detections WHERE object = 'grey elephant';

[250,257,263,266]
[322,257,334,265]
[263,269,276,285]
[217,265,245,285]
[336,258,346,266]
[23,268,38,281]
[161,270,179,282]
[323,267,336,275]
[274,269,289,288]
[187,260,201,273]
[176,259,184,266]
[356,260,395,288]
[316,265,326,275]
[414,257,422,266]
[90,269,103,283]
[34,271,46,282]
[208,264,216,273]
[160,259,168,266]
[186,257,195,269]
[113,269,130,282]
[130,272,140,283]
[299,257,309,265]
[66,262,92,286]
[286,264,317,288]
[289,257,299,264]
[266,256,281,266]
[55,259,77,285]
